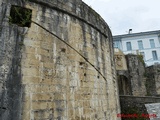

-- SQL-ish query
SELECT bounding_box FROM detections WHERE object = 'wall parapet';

[120,95,160,110]
[120,95,160,100]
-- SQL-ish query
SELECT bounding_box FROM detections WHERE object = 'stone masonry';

[125,54,146,96]
[0,0,120,120]
[120,96,160,120]
[145,64,160,96]
[115,52,146,96]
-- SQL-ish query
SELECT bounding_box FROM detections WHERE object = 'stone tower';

[0,0,120,119]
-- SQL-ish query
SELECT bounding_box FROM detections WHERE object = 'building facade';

[113,30,160,66]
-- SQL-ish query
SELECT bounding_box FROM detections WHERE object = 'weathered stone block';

[32,102,48,110]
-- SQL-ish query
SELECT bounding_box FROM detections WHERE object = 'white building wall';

[120,34,160,66]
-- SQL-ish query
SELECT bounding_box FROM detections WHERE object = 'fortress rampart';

[0,0,120,119]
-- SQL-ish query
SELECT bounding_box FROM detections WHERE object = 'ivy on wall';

[9,5,32,27]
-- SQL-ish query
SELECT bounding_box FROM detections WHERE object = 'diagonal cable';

[31,20,107,82]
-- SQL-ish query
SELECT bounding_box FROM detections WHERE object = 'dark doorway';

[118,75,131,95]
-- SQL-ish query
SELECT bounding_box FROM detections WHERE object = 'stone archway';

[118,75,131,95]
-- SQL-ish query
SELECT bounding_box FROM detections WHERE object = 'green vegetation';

[137,55,145,67]
[9,5,32,27]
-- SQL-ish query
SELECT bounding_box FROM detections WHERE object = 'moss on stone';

[137,55,145,67]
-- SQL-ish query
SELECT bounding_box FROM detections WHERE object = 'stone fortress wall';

[0,0,120,119]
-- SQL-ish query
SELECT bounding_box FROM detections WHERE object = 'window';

[140,52,145,61]
[10,5,32,27]
[149,39,155,48]
[126,42,132,51]
[138,40,143,50]
[152,51,158,60]
[114,41,121,49]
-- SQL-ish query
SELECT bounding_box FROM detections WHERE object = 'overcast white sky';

[82,0,160,35]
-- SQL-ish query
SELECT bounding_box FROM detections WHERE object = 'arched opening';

[118,75,131,95]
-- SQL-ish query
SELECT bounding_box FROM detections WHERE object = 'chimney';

[129,29,132,34]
